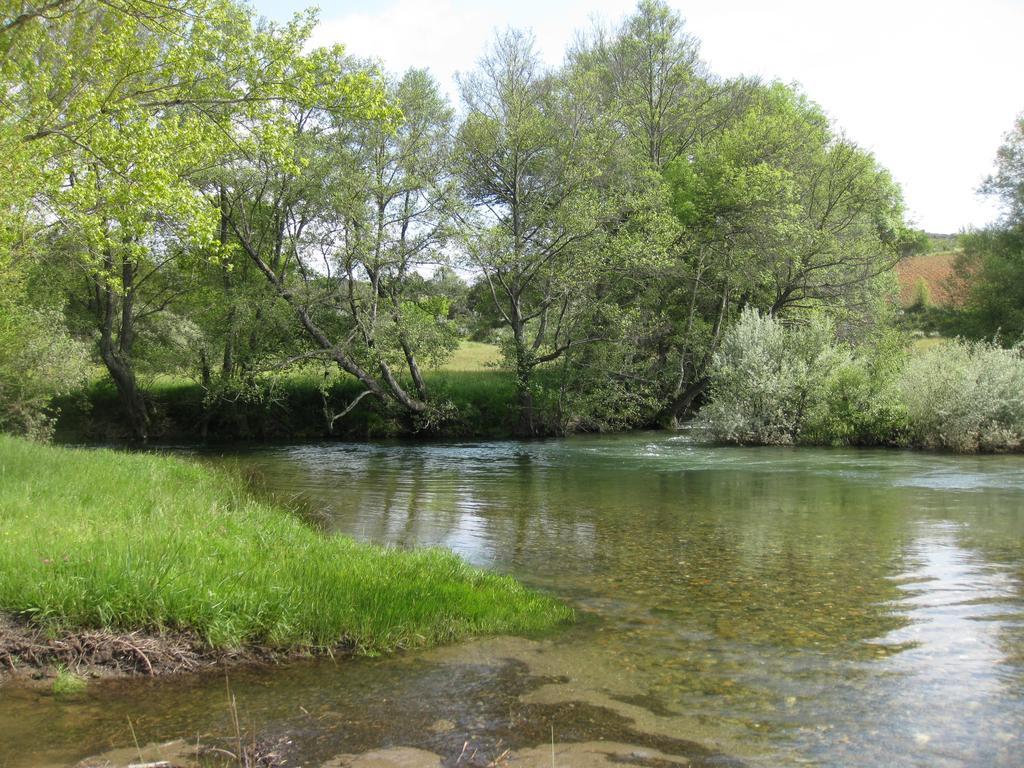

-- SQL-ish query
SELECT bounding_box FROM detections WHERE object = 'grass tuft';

[0,436,571,653]
[51,665,86,694]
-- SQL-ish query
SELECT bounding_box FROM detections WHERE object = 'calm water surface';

[2,434,1023,766]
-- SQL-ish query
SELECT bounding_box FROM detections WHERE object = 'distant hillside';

[924,232,959,251]
[896,251,964,307]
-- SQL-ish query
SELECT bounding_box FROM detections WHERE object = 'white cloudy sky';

[253,0,1024,233]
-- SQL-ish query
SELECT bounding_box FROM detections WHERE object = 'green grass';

[911,335,949,352]
[51,666,87,694]
[435,341,501,371]
[0,436,571,652]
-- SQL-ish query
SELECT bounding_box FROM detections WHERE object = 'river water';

[3,434,1023,766]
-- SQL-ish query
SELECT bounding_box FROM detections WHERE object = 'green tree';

[454,30,634,434]
[569,0,748,169]
[909,277,932,310]
[658,83,905,419]
[953,113,1024,343]
[4,0,395,439]
[220,64,458,424]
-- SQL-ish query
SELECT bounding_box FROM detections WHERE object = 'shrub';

[909,276,932,310]
[0,300,89,440]
[697,309,850,445]
[805,330,910,446]
[898,339,1024,451]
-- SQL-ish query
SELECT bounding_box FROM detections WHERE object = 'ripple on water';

[4,435,1023,768]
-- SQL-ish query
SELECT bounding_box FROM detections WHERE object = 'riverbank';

[0,436,572,682]
[53,369,526,443]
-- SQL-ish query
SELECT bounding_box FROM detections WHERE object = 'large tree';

[953,113,1024,343]
[569,0,747,170]
[219,65,458,424]
[4,0,397,439]
[454,30,636,434]
[657,83,905,419]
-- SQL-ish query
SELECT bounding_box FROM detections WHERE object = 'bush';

[697,309,850,445]
[898,339,1024,452]
[0,301,89,440]
[805,330,910,446]
[698,311,911,448]
[699,314,1024,452]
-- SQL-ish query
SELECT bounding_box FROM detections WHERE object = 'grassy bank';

[0,436,571,660]
[54,367,521,443]
[51,342,518,443]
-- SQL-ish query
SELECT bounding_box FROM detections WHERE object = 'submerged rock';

[324,747,443,767]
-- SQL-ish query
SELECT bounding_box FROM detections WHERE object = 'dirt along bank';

[0,614,367,685]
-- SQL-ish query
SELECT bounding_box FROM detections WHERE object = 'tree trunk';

[99,320,148,441]
[95,250,148,441]
[668,376,709,426]
[512,325,535,436]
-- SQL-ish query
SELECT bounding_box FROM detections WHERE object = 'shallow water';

[2,434,1023,766]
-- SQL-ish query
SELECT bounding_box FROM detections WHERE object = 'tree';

[657,82,905,420]
[454,30,632,434]
[953,113,1024,343]
[3,0,220,437]
[2,0,350,438]
[219,64,458,424]
[332,68,460,409]
[569,0,747,169]
[3,0,400,439]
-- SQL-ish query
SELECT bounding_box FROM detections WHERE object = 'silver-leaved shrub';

[898,340,1024,452]
[697,309,849,445]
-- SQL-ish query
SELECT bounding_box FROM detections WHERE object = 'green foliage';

[697,309,851,445]
[51,666,87,695]
[983,112,1024,222]
[954,225,1024,343]
[0,0,922,441]
[0,435,571,650]
[698,310,911,447]
[422,371,519,436]
[898,340,1024,452]
[55,364,525,441]
[804,330,910,447]
[949,113,1024,343]
[0,260,89,439]
[910,276,933,310]
[699,311,1024,453]
[454,28,649,432]
[649,75,905,423]
[666,82,903,317]
[900,228,933,257]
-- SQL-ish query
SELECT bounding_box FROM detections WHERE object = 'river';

[3,434,1023,766]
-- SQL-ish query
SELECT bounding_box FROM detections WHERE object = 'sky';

[252,0,1024,234]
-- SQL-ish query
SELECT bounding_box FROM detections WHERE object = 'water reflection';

[2,435,1022,767]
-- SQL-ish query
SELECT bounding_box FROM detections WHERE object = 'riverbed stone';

[505,741,693,766]
[323,747,443,768]
[73,739,195,768]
